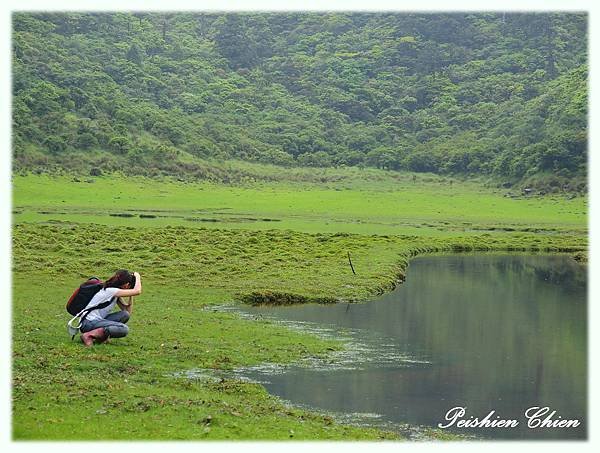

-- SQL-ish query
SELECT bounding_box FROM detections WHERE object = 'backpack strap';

[77,297,116,323]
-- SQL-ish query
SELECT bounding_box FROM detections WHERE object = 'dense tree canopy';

[12,12,587,184]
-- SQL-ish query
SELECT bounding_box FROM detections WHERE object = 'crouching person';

[80,269,142,347]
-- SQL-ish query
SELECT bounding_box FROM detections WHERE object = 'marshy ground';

[11,168,587,439]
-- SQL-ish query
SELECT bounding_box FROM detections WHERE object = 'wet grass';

[11,172,587,440]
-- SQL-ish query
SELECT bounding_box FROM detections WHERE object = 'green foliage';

[43,135,67,154]
[12,12,587,183]
[126,43,143,65]
[108,135,131,154]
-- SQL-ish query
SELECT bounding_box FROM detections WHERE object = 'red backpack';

[66,277,105,316]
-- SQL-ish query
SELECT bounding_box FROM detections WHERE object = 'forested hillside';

[12,12,587,188]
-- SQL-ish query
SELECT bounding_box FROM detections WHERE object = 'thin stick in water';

[347,251,356,275]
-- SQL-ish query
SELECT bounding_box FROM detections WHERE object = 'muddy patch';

[184,217,220,222]
[184,216,282,223]
[19,206,283,224]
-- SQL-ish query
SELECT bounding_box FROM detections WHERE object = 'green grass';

[11,172,588,440]
[14,274,400,440]
[13,174,587,235]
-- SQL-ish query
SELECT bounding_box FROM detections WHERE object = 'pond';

[234,255,587,440]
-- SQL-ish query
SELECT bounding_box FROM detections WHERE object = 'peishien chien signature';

[438,406,581,430]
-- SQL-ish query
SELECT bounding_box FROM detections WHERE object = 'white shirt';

[83,287,120,322]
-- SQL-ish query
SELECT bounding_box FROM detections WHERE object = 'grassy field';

[11,169,587,440]
[13,173,586,235]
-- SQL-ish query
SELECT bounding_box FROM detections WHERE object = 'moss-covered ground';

[11,170,587,440]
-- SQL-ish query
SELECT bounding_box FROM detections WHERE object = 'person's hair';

[104,269,135,289]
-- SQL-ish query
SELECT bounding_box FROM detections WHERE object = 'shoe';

[81,328,108,347]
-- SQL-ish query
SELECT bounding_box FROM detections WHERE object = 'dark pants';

[81,310,130,338]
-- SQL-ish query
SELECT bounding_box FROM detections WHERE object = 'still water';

[239,255,587,440]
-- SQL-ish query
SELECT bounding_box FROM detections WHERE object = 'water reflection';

[241,255,587,440]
